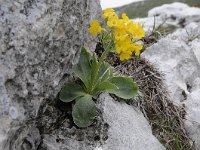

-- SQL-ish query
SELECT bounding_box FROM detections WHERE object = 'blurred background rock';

[101,0,200,18]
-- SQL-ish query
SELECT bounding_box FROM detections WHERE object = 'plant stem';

[99,44,110,65]
[89,44,110,93]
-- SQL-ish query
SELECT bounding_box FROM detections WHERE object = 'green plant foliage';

[60,46,139,127]
[58,6,144,127]
[59,83,86,102]
[72,95,96,128]
[74,47,92,90]
[91,53,98,83]
[96,62,111,83]
[92,81,118,95]
[108,76,138,99]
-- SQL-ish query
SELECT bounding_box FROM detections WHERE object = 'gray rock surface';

[0,0,101,149]
[142,3,200,149]
[136,3,200,35]
[2,1,192,150]
[33,93,165,150]
[148,2,200,27]
[97,94,165,150]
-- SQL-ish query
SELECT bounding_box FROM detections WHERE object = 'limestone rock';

[135,3,200,34]
[148,2,200,27]
[32,93,165,150]
[0,0,101,149]
[97,94,165,150]
[1,1,164,149]
[142,3,200,149]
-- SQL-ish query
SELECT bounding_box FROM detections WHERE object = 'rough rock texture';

[148,3,200,27]
[136,3,200,34]
[97,94,165,150]
[3,1,196,150]
[0,0,165,150]
[30,93,165,150]
[142,3,200,149]
[0,0,101,149]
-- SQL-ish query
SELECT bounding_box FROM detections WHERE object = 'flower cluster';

[88,20,103,37]
[89,8,145,61]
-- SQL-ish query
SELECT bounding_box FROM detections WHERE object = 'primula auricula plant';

[59,8,145,128]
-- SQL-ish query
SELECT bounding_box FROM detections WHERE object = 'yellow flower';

[89,20,103,37]
[115,38,133,61]
[127,22,145,40]
[89,8,145,60]
[121,13,132,25]
[135,22,145,39]
[116,39,143,60]
[119,51,132,61]
[102,8,117,19]
[114,28,127,41]
[115,42,123,54]
[111,13,144,60]
[122,13,129,21]
[107,15,119,27]
[130,43,143,56]
[117,20,126,29]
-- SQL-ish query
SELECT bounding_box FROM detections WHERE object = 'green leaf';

[59,83,86,103]
[96,62,111,83]
[74,47,92,89]
[91,52,98,67]
[93,81,118,95]
[72,95,96,128]
[91,52,99,84]
[108,76,138,99]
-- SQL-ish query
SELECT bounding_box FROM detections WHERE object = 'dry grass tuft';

[106,54,194,150]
